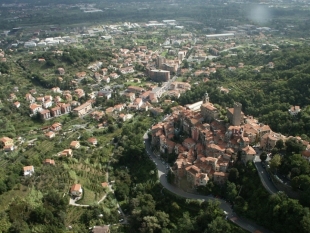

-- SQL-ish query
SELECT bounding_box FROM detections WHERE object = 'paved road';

[253,155,278,194]
[69,197,89,207]
[144,139,272,233]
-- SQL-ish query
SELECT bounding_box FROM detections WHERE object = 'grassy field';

[76,187,104,205]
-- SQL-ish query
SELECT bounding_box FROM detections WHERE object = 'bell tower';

[203,92,209,104]
[232,102,242,126]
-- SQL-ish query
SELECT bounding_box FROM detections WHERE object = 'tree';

[260,152,267,162]
[206,216,231,233]
[285,138,305,155]
[225,182,237,203]
[234,196,248,214]
[115,183,129,201]
[196,200,222,231]
[0,213,11,233]
[139,216,160,233]
[175,212,194,233]
[271,147,279,156]
[155,211,170,228]
[275,139,284,150]
[228,168,239,182]
[131,194,156,227]
[0,180,7,194]
[300,210,310,233]
[270,154,281,173]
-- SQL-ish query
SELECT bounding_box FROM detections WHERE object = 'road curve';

[253,160,278,194]
[144,138,272,233]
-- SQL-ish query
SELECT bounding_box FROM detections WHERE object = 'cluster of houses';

[0,49,6,62]
[22,158,55,176]
[6,86,94,120]
[53,136,97,157]
[151,93,309,189]
[23,87,94,119]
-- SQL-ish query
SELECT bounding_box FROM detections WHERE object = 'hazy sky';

[247,5,272,24]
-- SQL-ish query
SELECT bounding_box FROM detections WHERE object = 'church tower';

[232,102,242,126]
[203,92,209,104]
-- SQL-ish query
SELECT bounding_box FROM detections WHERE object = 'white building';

[23,166,34,176]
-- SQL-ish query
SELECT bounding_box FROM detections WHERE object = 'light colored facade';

[29,103,43,115]
[70,141,81,149]
[40,109,51,119]
[0,137,14,147]
[51,106,62,117]
[288,106,301,116]
[70,184,82,196]
[73,101,92,116]
[23,166,34,176]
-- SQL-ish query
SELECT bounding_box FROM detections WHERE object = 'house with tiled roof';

[51,106,61,117]
[110,72,119,79]
[102,76,110,83]
[50,122,62,131]
[45,131,55,139]
[44,159,55,165]
[182,138,196,150]
[119,113,127,122]
[105,107,114,115]
[64,93,72,102]
[29,103,42,115]
[92,225,110,233]
[101,68,108,75]
[123,92,135,102]
[75,71,87,79]
[73,101,92,116]
[70,184,82,196]
[8,93,17,101]
[70,141,80,149]
[13,101,20,108]
[59,149,73,157]
[98,89,112,99]
[74,89,85,99]
[241,145,256,163]
[127,86,145,93]
[23,166,34,176]
[40,109,51,120]
[58,103,71,114]
[213,172,229,185]
[91,111,105,121]
[58,67,65,75]
[25,93,35,103]
[114,104,124,112]
[133,98,143,109]
[54,96,62,103]
[120,66,135,74]
[51,87,61,93]
[0,137,14,150]
[288,106,301,116]
[88,137,98,146]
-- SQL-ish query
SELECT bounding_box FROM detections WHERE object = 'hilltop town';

[1,0,310,232]
[151,93,310,191]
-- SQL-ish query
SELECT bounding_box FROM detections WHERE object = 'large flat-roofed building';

[162,20,176,23]
[148,69,170,82]
[206,33,235,39]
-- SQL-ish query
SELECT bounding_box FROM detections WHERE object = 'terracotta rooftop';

[70,184,81,192]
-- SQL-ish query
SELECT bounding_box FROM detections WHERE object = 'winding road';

[144,137,272,233]
[253,155,278,194]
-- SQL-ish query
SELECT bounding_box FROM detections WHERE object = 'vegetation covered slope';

[179,45,310,139]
